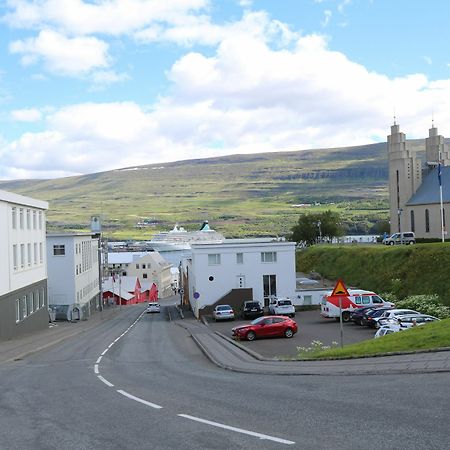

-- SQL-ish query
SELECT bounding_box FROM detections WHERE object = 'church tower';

[425,123,450,168]
[387,121,422,233]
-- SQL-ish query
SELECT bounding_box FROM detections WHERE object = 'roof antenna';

[432,110,434,128]
[393,106,396,125]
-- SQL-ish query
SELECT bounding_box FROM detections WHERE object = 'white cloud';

[3,0,209,35]
[11,108,43,122]
[9,29,110,76]
[322,10,332,28]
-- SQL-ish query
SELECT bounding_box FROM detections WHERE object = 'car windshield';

[251,317,266,325]
[217,305,231,311]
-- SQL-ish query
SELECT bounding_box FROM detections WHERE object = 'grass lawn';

[298,318,450,360]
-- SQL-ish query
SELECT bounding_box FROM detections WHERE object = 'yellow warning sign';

[331,278,349,297]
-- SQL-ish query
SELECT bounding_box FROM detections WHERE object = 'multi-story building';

[107,251,174,298]
[47,233,101,321]
[184,238,296,318]
[0,190,49,340]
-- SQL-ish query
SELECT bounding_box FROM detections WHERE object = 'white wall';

[187,240,296,315]
[0,192,48,297]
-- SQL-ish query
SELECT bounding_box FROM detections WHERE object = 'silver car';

[146,302,160,313]
[212,304,235,321]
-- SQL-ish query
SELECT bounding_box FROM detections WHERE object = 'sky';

[1,0,450,180]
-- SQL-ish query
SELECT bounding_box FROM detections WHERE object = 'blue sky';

[1,0,450,180]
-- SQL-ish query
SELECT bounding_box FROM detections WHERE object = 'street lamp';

[317,220,322,244]
[397,208,403,244]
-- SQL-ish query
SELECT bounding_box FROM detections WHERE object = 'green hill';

[0,140,428,239]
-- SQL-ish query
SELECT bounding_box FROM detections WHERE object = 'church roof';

[407,166,450,206]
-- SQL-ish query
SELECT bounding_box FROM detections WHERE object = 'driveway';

[205,310,376,358]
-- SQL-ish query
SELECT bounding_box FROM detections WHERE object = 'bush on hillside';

[394,294,450,319]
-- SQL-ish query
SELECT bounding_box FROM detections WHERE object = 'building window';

[19,208,24,229]
[22,296,27,318]
[142,264,146,269]
[261,252,277,263]
[12,207,17,229]
[33,290,39,311]
[34,243,38,264]
[13,244,18,271]
[208,254,221,265]
[425,209,430,232]
[26,209,31,229]
[53,245,65,256]
[143,273,148,279]
[40,287,45,307]
[39,243,43,263]
[20,244,25,268]
[136,264,139,269]
[236,253,243,264]
[38,211,43,230]
[410,210,415,233]
[27,293,33,315]
[27,243,31,266]
[263,274,277,307]
[33,210,37,229]
[15,299,21,323]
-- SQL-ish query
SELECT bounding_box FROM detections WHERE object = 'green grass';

[299,319,450,360]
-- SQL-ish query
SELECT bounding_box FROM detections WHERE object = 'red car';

[231,315,298,341]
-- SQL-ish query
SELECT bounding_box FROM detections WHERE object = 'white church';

[388,121,450,239]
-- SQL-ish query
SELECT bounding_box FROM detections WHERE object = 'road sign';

[179,288,184,295]
[331,278,349,297]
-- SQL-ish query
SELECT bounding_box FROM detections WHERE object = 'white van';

[383,232,415,245]
[321,289,395,322]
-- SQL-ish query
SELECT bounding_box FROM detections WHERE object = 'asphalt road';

[0,302,449,450]
[206,310,376,358]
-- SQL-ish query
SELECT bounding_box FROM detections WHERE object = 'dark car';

[361,307,393,328]
[350,306,378,325]
[242,300,264,319]
[232,316,298,341]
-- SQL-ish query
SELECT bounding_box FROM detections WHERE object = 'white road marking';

[94,364,99,374]
[108,343,114,348]
[178,414,295,445]
[96,356,102,364]
[97,375,114,387]
[117,390,163,409]
[101,349,108,356]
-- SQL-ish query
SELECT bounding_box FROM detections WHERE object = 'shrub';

[395,294,450,319]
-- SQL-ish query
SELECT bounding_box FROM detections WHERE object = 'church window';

[425,209,430,232]
[410,211,415,232]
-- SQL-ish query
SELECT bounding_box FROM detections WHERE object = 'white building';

[0,190,49,340]
[185,238,296,318]
[107,251,174,298]
[47,233,101,321]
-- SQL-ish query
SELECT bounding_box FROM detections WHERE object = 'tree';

[290,210,344,246]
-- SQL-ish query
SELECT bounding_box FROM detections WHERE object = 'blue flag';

[438,163,442,186]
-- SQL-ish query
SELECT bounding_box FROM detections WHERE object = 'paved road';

[1,302,449,449]
[205,310,376,358]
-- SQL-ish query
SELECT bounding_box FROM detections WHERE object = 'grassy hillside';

[0,139,429,239]
[296,243,450,304]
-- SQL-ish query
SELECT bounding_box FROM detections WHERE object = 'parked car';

[379,314,439,328]
[231,315,298,341]
[212,304,235,321]
[374,324,403,338]
[360,307,394,328]
[382,232,415,245]
[242,300,264,320]
[268,297,295,318]
[350,306,379,325]
[146,302,160,313]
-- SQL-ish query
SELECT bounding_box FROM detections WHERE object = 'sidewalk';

[0,306,119,364]
[175,315,450,376]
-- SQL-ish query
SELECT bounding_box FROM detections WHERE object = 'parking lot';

[205,310,376,358]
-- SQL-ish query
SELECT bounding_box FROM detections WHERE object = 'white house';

[107,251,174,298]
[0,190,49,340]
[47,233,101,321]
[185,238,296,318]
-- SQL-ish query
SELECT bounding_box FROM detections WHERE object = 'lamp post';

[317,220,322,244]
[397,208,403,244]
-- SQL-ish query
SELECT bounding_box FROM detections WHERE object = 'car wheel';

[284,328,294,338]
[389,241,395,246]
[246,331,256,341]
[342,311,351,322]
[409,241,414,245]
